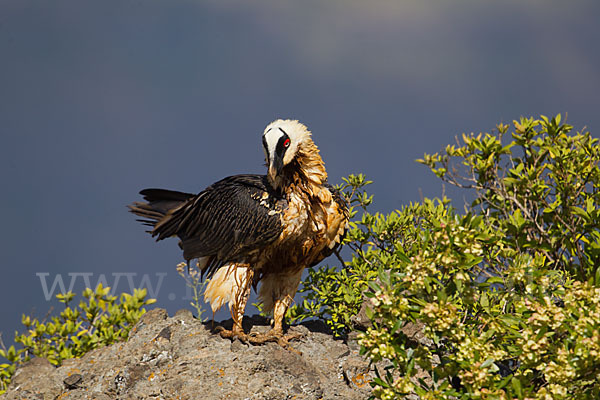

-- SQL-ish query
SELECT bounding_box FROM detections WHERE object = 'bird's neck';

[270,143,328,198]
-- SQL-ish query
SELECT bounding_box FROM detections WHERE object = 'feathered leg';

[271,294,294,336]
[252,269,305,352]
[215,265,253,340]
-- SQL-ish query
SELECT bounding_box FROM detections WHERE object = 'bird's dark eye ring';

[284,138,291,148]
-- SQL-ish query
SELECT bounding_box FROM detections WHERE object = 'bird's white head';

[262,119,313,182]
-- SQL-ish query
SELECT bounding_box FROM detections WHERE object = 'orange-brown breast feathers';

[272,181,348,271]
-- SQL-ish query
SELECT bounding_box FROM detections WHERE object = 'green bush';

[420,114,600,279]
[0,284,155,394]
[296,115,600,399]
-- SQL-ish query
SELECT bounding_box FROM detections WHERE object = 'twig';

[334,249,346,266]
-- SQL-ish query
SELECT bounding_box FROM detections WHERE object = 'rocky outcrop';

[2,309,375,400]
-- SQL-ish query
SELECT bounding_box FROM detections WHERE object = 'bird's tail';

[128,188,193,230]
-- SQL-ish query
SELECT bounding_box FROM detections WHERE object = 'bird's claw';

[215,325,248,342]
[247,330,304,355]
[215,326,303,354]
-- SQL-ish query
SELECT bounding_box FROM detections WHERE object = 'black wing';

[133,174,284,277]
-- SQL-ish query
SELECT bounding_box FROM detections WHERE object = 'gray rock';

[2,308,375,399]
[3,357,62,400]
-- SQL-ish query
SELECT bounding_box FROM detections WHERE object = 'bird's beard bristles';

[204,264,250,313]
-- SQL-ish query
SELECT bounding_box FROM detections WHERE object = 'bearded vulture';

[129,119,348,345]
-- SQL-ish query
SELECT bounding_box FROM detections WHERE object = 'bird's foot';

[215,325,304,354]
[214,325,248,342]
[247,329,304,355]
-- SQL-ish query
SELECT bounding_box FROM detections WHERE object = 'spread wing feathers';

[131,174,284,278]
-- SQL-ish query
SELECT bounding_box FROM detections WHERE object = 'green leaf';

[511,377,523,399]
[396,251,411,264]
[481,358,495,368]
[480,291,489,310]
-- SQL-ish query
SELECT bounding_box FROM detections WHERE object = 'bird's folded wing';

[151,174,284,276]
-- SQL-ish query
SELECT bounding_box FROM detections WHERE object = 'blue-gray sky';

[1,0,599,340]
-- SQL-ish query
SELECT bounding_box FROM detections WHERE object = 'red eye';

[283,138,291,148]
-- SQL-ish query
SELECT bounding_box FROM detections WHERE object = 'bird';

[128,119,348,347]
